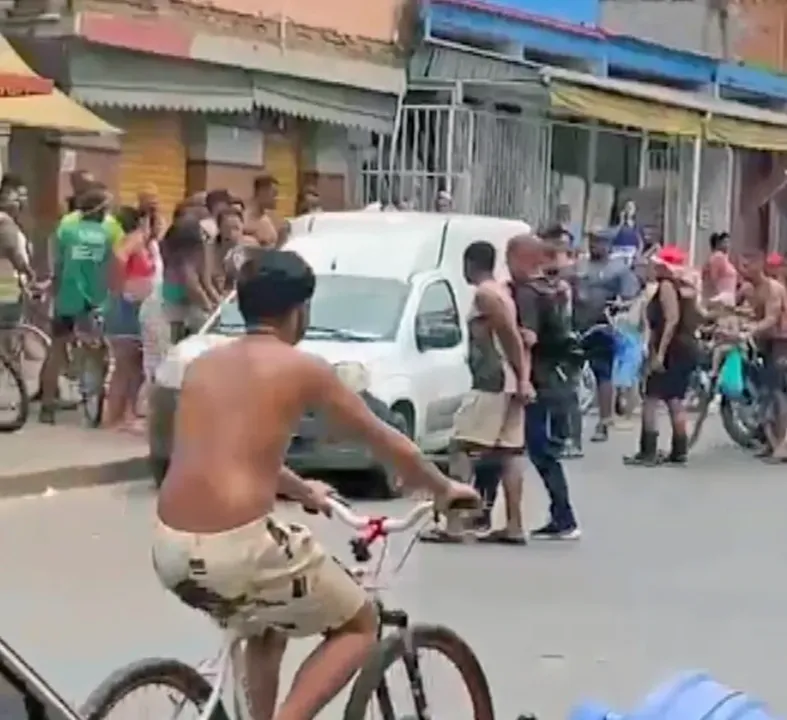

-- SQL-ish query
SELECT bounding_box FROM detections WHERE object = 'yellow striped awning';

[705,115,787,152]
[0,87,120,134]
[548,80,704,136]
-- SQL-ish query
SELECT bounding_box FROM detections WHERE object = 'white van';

[287,211,530,451]
[149,211,530,491]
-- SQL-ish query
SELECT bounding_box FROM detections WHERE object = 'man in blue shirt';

[570,228,640,442]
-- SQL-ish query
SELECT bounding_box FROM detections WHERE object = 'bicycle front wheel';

[343,624,494,720]
[81,658,229,720]
[73,340,111,428]
[0,354,28,432]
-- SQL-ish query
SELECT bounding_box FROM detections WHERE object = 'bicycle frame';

[189,500,434,720]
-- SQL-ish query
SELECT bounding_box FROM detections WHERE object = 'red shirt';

[125,248,156,280]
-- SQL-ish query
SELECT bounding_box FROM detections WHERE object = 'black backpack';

[513,278,583,395]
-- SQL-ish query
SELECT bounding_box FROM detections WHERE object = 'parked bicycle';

[81,497,494,720]
[17,279,112,427]
[0,280,51,431]
[59,307,112,428]
[0,341,27,432]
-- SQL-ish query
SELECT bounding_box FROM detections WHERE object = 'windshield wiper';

[306,325,379,341]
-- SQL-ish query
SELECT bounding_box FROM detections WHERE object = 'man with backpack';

[507,233,581,540]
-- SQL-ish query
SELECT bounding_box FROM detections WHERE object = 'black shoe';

[38,406,56,425]
[531,522,581,540]
[590,423,609,443]
[470,508,492,532]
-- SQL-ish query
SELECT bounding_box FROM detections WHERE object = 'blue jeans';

[525,399,577,530]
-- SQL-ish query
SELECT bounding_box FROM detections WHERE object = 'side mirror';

[416,322,461,351]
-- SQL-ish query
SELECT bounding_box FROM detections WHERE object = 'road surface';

[0,418,784,720]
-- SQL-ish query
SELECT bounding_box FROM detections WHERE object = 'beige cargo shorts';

[152,515,367,637]
[452,390,524,450]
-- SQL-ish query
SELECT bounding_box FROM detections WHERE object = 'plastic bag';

[718,347,745,398]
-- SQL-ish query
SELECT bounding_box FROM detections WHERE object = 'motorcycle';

[719,340,768,449]
[687,329,767,450]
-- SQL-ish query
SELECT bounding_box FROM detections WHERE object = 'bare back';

[157,337,313,533]
[754,277,787,340]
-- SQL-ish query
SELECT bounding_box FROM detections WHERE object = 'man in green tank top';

[39,183,115,423]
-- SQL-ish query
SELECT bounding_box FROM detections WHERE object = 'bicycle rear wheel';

[0,354,28,432]
[12,323,50,399]
[343,624,494,720]
[81,658,229,720]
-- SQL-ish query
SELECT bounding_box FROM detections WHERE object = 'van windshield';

[212,274,409,341]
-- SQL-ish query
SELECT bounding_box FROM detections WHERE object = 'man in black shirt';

[507,233,580,540]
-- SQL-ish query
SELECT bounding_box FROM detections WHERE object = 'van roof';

[288,211,531,280]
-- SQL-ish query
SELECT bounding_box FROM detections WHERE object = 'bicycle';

[58,307,112,428]
[18,282,113,425]
[3,282,53,401]
[0,346,28,432]
[81,497,495,720]
[578,300,635,416]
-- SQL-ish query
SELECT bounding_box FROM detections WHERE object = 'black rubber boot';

[664,432,688,466]
[623,429,659,466]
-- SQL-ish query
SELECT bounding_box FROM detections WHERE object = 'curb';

[0,456,151,499]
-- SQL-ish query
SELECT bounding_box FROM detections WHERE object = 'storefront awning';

[69,47,255,114]
[0,88,119,133]
[252,73,400,134]
[547,79,703,136]
[543,66,787,150]
[0,36,53,97]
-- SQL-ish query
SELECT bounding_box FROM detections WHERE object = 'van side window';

[415,281,461,341]
[0,643,78,720]
[0,662,68,720]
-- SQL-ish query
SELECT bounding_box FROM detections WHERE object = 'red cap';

[766,252,783,267]
[656,245,687,266]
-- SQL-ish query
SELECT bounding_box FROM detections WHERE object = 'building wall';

[733,0,787,72]
[599,0,742,58]
[186,120,264,205]
[300,125,355,210]
[194,0,406,43]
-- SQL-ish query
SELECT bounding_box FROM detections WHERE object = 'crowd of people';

[418,215,787,545]
[0,168,323,430]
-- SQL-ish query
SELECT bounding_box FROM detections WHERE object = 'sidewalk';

[0,420,149,498]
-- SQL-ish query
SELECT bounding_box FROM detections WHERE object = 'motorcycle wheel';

[720,396,760,450]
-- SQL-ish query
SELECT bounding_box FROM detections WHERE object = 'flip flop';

[476,529,527,545]
[761,455,787,465]
[418,528,465,544]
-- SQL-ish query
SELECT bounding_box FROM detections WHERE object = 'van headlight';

[334,362,370,393]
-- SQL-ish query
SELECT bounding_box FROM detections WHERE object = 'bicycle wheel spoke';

[90,682,202,720]
[372,648,477,720]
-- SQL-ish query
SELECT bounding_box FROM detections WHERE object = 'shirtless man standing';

[248,174,280,248]
[739,249,787,463]
[152,247,479,720]
[422,240,529,543]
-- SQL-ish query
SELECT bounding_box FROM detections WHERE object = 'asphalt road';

[0,417,785,720]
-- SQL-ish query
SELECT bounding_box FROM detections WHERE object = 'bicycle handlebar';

[326,496,436,533]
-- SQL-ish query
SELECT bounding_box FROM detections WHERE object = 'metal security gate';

[351,103,550,223]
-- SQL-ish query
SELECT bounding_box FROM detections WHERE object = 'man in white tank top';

[421,241,530,544]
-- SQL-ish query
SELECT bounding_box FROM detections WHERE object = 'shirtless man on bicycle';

[153,247,479,720]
